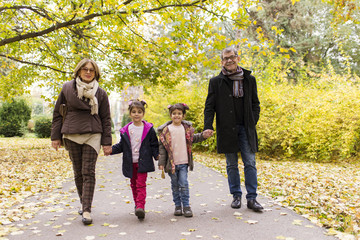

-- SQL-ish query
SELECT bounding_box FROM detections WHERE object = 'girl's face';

[171,109,184,126]
[130,107,144,125]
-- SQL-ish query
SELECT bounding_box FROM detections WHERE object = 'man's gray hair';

[221,47,238,60]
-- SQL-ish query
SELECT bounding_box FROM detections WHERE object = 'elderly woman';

[51,58,112,225]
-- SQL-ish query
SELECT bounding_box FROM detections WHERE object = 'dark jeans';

[225,125,258,200]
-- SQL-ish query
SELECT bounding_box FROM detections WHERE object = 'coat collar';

[157,120,192,134]
[120,120,153,142]
[218,67,251,80]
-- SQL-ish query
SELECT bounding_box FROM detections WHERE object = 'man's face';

[221,51,240,73]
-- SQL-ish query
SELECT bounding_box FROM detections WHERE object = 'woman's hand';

[51,140,61,151]
[102,145,112,156]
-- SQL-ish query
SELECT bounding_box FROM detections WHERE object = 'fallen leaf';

[10,231,24,236]
[292,219,303,226]
[233,212,242,216]
[245,220,258,224]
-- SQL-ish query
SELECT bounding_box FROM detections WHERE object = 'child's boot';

[135,208,145,219]
[174,206,182,216]
[183,206,193,217]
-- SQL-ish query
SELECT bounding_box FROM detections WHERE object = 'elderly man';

[204,46,263,212]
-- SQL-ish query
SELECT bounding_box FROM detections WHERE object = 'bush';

[34,117,52,138]
[257,76,360,161]
[145,81,217,152]
[121,113,132,127]
[0,99,32,137]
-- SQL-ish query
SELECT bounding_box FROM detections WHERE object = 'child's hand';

[158,165,164,170]
[203,129,214,139]
[103,146,112,156]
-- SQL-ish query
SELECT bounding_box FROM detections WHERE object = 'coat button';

[229,94,232,97]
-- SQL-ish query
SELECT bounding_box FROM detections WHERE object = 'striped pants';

[64,139,98,213]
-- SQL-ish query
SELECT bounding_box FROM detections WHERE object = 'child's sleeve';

[158,140,168,167]
[193,132,206,143]
[111,137,123,155]
[149,128,159,159]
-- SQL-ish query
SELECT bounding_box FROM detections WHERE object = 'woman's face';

[79,62,96,83]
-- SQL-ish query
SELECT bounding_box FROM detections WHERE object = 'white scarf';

[76,77,99,115]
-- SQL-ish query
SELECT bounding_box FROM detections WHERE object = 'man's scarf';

[76,77,99,115]
[222,66,244,98]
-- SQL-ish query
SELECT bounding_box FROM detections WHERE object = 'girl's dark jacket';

[111,121,159,178]
[51,79,112,146]
[204,68,260,153]
[157,120,205,173]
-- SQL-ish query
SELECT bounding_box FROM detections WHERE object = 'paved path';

[6,155,336,240]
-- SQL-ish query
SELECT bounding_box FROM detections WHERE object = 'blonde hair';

[73,58,101,81]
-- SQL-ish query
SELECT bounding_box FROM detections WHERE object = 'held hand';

[203,129,214,139]
[102,146,112,156]
[158,165,164,170]
[51,140,61,151]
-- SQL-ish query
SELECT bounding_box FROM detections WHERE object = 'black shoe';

[82,212,92,225]
[231,196,241,209]
[78,210,83,215]
[247,199,264,212]
[174,206,182,216]
[135,208,145,219]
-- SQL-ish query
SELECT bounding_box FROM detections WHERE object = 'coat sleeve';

[158,140,168,167]
[251,77,260,124]
[51,89,65,141]
[204,78,216,130]
[192,132,205,143]
[149,128,159,160]
[111,136,123,155]
[98,90,112,146]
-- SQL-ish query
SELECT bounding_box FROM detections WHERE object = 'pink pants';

[130,163,148,209]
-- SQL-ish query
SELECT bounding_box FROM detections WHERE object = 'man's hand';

[158,165,164,170]
[203,129,214,139]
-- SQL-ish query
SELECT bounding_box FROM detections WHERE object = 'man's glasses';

[81,67,95,73]
[222,55,238,62]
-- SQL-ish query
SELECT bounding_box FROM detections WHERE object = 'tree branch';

[0,54,71,74]
[117,15,159,47]
[0,0,210,47]
[0,11,113,46]
[0,6,54,21]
